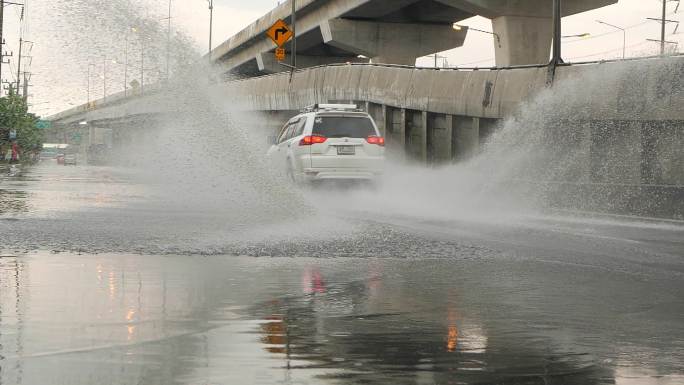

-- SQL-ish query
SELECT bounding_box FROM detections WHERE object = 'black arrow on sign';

[275,27,289,41]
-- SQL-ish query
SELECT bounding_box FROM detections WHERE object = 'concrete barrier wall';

[51,56,684,126]
[211,57,684,120]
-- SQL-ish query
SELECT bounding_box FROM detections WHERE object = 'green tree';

[0,94,43,157]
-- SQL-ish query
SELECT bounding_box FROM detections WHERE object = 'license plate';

[337,146,355,155]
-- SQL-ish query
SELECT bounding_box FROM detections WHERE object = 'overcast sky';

[2,0,681,116]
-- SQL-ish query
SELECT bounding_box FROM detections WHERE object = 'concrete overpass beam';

[256,53,368,74]
[321,18,468,66]
[492,15,552,66]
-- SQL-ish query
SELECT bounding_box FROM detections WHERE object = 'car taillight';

[299,135,327,146]
[366,136,385,146]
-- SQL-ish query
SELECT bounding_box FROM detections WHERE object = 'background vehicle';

[266,104,385,184]
[40,144,69,161]
[64,154,77,165]
[64,145,78,165]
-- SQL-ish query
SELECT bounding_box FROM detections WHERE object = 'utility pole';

[547,0,563,85]
[0,0,4,97]
[16,36,21,96]
[291,0,297,70]
[661,0,667,54]
[647,1,679,54]
[551,0,562,65]
[0,0,22,97]
[166,0,171,81]
[21,71,28,102]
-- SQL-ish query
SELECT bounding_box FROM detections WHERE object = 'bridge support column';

[428,114,454,164]
[454,116,480,161]
[386,107,406,158]
[321,19,468,66]
[419,111,428,163]
[491,15,552,66]
[404,110,427,162]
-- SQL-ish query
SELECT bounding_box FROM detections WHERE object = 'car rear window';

[312,116,376,138]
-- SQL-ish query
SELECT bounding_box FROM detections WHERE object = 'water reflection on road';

[1,163,684,384]
[1,252,683,385]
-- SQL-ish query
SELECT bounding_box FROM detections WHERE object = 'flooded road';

[1,163,684,385]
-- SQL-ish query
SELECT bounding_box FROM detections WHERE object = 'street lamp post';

[208,0,213,57]
[596,20,626,59]
[86,63,96,105]
[103,55,107,102]
[453,24,502,48]
[165,0,172,80]
[124,31,129,96]
[132,26,146,94]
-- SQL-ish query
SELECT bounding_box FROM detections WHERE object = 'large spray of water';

[16,0,682,255]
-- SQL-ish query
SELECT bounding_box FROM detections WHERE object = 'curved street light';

[453,24,502,48]
[596,20,626,59]
[207,0,214,57]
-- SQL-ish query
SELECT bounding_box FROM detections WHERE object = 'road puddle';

[0,251,682,384]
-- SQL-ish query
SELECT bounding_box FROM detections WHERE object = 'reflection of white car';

[64,154,77,165]
[266,104,385,183]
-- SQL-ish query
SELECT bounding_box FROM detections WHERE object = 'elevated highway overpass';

[210,0,617,75]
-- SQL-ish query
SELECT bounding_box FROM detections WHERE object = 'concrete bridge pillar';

[404,110,428,162]
[427,114,454,164]
[454,116,480,161]
[491,15,552,66]
[321,19,468,66]
[385,107,406,158]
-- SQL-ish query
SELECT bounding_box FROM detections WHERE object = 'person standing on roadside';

[11,142,20,164]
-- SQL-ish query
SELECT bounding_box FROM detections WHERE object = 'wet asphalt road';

[1,163,683,385]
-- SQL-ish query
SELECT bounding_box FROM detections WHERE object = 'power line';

[568,40,653,60]
[565,10,680,44]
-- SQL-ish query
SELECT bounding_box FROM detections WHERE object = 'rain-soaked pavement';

[1,162,684,385]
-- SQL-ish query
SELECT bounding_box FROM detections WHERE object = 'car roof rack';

[301,103,362,113]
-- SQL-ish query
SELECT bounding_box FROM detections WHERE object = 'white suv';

[267,104,385,183]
